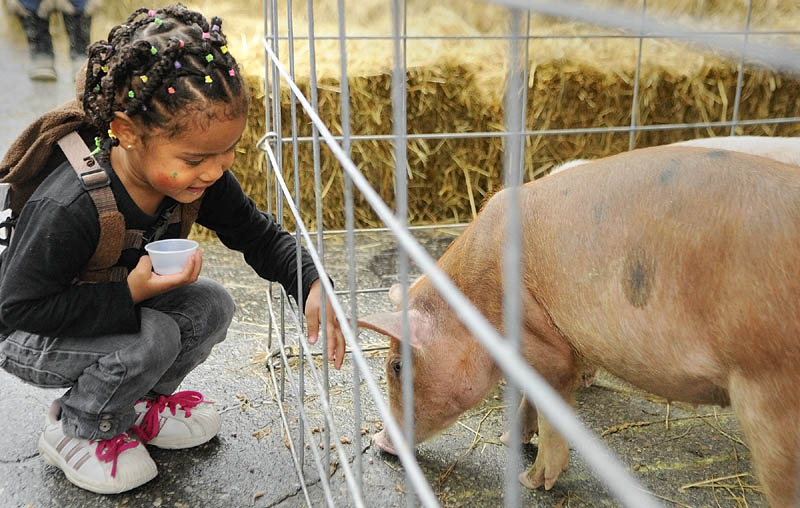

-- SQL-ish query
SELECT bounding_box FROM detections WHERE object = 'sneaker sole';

[38,434,157,494]
[148,432,218,450]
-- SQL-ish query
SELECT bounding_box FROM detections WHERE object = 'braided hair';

[83,3,248,146]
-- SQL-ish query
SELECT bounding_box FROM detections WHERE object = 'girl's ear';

[109,111,144,149]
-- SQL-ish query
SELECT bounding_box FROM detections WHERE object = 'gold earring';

[127,144,133,149]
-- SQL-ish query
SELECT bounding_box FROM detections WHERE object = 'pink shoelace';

[131,390,208,443]
[94,433,139,477]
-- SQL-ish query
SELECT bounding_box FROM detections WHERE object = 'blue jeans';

[17,0,91,59]
[0,278,235,440]
[19,0,88,11]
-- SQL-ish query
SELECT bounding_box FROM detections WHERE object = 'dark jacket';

[0,133,318,337]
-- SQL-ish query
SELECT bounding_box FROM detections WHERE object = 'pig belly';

[522,147,800,405]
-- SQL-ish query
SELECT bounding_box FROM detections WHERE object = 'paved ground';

[0,8,769,508]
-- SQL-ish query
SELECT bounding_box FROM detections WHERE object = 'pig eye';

[391,360,402,375]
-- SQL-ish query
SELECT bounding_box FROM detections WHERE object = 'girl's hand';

[127,250,203,304]
[305,279,346,369]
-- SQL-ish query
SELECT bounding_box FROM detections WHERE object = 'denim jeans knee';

[143,277,235,395]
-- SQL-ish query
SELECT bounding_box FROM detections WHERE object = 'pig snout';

[372,429,398,455]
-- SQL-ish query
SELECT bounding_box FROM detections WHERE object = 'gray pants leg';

[0,277,235,440]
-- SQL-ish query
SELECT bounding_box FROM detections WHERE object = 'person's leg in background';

[63,0,93,79]
[7,0,57,81]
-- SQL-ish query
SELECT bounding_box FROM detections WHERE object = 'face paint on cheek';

[156,172,182,189]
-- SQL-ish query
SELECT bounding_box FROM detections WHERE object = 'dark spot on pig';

[592,202,605,225]
[659,158,680,185]
[622,248,655,308]
[561,187,571,196]
[706,150,727,159]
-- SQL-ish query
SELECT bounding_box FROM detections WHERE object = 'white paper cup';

[144,239,199,275]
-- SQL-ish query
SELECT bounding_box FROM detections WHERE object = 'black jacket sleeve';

[0,196,139,337]
[195,171,319,310]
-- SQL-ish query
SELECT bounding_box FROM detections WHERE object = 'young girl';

[0,4,345,494]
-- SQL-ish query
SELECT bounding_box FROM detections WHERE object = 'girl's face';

[125,109,248,205]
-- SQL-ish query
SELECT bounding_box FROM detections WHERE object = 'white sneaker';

[38,401,157,494]
[132,391,221,449]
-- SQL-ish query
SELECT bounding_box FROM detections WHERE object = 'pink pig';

[359,145,800,507]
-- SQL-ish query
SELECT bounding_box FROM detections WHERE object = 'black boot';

[63,12,91,61]
[63,11,92,81]
[17,11,56,81]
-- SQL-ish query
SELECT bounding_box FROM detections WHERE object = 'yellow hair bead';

[205,75,213,84]
[140,75,148,83]
[108,129,117,139]
[220,45,228,54]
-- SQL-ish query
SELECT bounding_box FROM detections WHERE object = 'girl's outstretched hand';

[305,279,346,369]
[127,250,203,304]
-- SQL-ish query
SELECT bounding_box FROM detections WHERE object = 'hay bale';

[215,0,800,233]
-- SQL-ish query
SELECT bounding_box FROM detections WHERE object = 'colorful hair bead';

[220,45,228,54]
[140,75,148,83]
[154,17,163,26]
[179,39,185,48]
[174,61,182,69]
[202,32,211,40]
[108,129,117,139]
[211,24,220,31]
[204,75,213,84]
[128,90,135,98]
[228,69,236,77]
[93,84,100,92]
[148,9,156,16]
[168,86,176,94]
[101,65,109,73]
[150,46,158,55]
[205,54,214,63]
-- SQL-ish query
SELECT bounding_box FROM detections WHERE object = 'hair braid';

[82,3,248,146]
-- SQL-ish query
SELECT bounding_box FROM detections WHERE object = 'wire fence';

[258,0,800,506]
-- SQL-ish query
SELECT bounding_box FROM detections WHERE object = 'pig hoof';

[519,471,543,490]
[372,430,398,455]
[500,430,535,446]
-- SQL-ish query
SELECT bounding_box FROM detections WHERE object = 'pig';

[552,136,800,177]
[670,136,800,166]
[550,159,589,174]
[359,145,800,507]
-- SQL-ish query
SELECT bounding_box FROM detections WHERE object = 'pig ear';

[388,284,403,306]
[358,309,430,349]
[388,277,423,306]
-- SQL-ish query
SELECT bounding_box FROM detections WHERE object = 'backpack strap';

[57,132,126,283]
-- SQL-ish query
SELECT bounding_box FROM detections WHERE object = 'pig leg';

[518,368,580,490]
[500,397,538,445]
[729,372,800,507]
[519,410,571,490]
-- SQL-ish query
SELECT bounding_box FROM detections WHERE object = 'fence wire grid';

[256,1,800,507]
